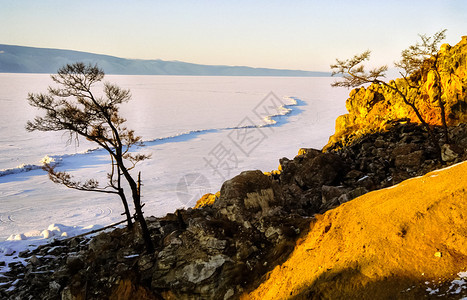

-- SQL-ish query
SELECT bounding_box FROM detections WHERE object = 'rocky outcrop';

[325,36,467,150]
[2,122,466,300]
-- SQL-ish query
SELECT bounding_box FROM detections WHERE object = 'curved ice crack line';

[95,208,104,217]
[143,96,306,147]
[94,207,113,218]
[0,214,9,223]
[0,97,305,178]
[79,207,113,223]
[2,206,41,223]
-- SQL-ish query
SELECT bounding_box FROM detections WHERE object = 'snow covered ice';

[0,74,349,266]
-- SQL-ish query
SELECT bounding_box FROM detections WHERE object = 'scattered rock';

[441,143,459,161]
[66,255,84,274]
[180,254,227,284]
[28,255,41,266]
[395,150,425,169]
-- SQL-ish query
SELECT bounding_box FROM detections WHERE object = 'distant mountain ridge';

[0,44,329,76]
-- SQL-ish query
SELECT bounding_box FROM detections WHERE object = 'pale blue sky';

[1,0,466,71]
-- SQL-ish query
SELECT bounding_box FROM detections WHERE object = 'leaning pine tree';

[26,63,154,253]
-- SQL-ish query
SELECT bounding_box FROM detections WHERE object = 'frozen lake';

[0,74,349,243]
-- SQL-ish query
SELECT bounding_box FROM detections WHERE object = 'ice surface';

[0,75,349,266]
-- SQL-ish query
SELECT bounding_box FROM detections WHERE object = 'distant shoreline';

[0,44,331,77]
[0,72,332,77]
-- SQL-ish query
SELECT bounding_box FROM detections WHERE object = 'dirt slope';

[244,161,467,299]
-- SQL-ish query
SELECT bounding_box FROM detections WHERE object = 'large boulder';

[213,170,283,222]
[280,151,346,190]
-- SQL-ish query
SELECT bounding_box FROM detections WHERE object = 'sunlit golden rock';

[324,36,467,150]
[194,191,220,209]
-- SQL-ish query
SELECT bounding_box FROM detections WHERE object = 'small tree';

[27,63,154,253]
[330,30,447,156]
[395,29,448,142]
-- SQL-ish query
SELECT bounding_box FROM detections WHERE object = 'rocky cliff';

[325,36,467,150]
[2,122,466,300]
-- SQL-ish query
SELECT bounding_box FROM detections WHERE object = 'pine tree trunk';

[406,100,443,162]
[115,154,154,253]
[388,81,443,162]
[118,188,133,229]
[117,165,133,229]
[124,169,154,253]
[135,172,155,253]
[434,70,450,144]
